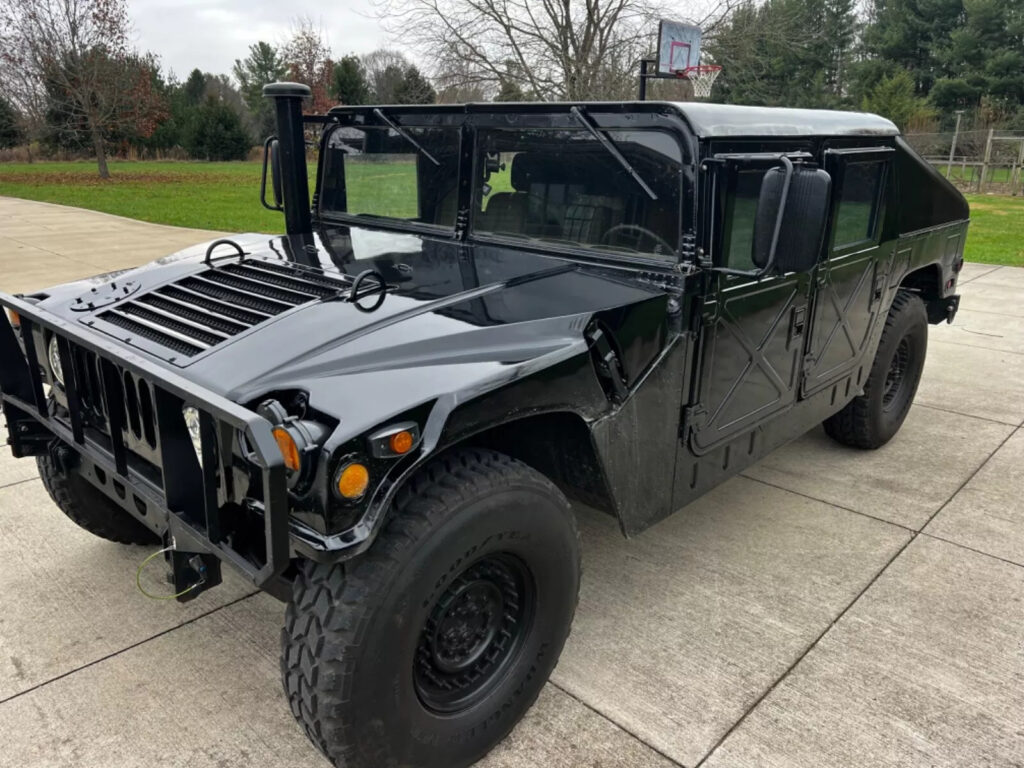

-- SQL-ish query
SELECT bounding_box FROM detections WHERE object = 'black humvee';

[0,83,967,767]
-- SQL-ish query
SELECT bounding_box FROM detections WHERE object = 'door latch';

[788,306,807,346]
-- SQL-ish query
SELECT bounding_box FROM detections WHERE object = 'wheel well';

[459,412,615,516]
[899,264,942,301]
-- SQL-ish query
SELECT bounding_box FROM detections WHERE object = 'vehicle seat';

[562,198,612,244]
[480,192,527,234]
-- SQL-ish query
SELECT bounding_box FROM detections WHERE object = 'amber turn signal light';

[336,463,370,499]
[388,430,415,455]
[272,427,301,472]
[5,308,20,328]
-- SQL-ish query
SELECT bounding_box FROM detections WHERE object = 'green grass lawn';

[962,194,1024,266]
[0,161,287,233]
[0,161,1021,267]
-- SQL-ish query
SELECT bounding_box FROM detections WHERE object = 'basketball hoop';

[678,65,722,99]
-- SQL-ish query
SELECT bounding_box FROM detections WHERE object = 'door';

[689,161,812,454]
[802,147,894,395]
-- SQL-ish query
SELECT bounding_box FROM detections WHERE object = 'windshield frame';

[312,105,697,270]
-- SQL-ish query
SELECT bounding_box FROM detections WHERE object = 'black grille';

[64,341,158,449]
[98,260,351,359]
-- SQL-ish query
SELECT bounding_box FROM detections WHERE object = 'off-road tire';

[824,290,928,449]
[281,448,581,768]
[37,454,159,545]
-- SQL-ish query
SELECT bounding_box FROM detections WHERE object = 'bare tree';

[282,16,334,113]
[377,0,740,101]
[0,0,154,177]
[361,49,411,103]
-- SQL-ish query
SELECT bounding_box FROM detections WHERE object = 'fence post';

[946,110,963,179]
[979,128,994,193]
[1014,138,1024,196]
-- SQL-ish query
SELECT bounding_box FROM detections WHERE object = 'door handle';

[788,306,806,346]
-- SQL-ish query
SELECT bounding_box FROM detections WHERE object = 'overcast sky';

[130,0,390,82]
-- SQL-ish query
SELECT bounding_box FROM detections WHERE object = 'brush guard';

[0,293,290,601]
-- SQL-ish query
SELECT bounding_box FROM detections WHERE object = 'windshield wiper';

[372,108,440,166]
[569,106,657,201]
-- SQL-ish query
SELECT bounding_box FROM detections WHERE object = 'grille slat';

[135,296,240,337]
[203,270,316,304]
[114,304,223,346]
[185,275,296,314]
[97,258,343,361]
[165,283,275,321]
[141,294,249,335]
[102,311,207,357]
[225,262,349,298]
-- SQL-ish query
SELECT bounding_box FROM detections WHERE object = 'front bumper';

[0,293,292,601]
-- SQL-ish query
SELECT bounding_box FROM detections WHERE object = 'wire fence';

[903,129,1024,195]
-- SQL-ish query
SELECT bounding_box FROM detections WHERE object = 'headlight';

[182,406,203,466]
[48,336,64,387]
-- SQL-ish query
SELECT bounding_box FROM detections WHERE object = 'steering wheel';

[600,224,675,255]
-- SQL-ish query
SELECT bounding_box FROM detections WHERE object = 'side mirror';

[260,137,284,212]
[752,165,832,275]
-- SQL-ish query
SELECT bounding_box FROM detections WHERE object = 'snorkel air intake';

[263,82,313,240]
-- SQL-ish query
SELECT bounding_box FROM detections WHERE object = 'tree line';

[1,0,1021,177]
[0,3,436,175]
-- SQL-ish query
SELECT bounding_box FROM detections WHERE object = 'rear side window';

[721,168,767,270]
[833,161,885,248]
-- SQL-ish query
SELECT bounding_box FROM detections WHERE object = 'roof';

[668,103,899,138]
[322,99,900,139]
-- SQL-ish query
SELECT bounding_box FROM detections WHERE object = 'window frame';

[825,146,894,255]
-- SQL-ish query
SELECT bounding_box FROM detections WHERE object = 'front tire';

[824,290,928,449]
[281,448,581,768]
[37,453,159,545]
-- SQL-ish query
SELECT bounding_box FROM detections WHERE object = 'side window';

[832,160,885,249]
[721,167,766,270]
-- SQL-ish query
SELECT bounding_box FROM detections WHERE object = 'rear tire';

[824,290,928,449]
[280,448,581,768]
[37,454,159,545]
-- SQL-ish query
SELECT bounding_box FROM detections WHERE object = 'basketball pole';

[638,58,657,101]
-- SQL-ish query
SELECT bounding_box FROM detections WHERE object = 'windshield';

[473,128,682,259]
[318,125,461,228]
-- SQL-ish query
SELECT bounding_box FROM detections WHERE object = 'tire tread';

[37,455,158,545]
[280,447,580,767]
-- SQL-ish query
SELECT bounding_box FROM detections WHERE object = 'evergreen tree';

[862,68,936,128]
[183,96,251,161]
[233,42,288,137]
[930,0,1024,120]
[861,0,964,95]
[331,56,370,104]
[394,65,436,104]
[183,69,207,106]
[707,0,858,109]
[0,95,24,148]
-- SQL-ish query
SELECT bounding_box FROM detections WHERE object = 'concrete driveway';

[1,197,1022,768]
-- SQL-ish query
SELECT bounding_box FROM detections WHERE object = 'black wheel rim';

[883,337,911,409]
[414,553,534,714]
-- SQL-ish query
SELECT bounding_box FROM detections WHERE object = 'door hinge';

[586,325,629,404]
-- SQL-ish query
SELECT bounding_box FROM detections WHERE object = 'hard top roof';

[325,100,900,139]
[669,102,899,138]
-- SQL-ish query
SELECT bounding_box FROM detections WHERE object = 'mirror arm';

[260,136,284,212]
[758,155,794,277]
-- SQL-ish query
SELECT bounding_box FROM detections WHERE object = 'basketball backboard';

[657,20,702,75]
